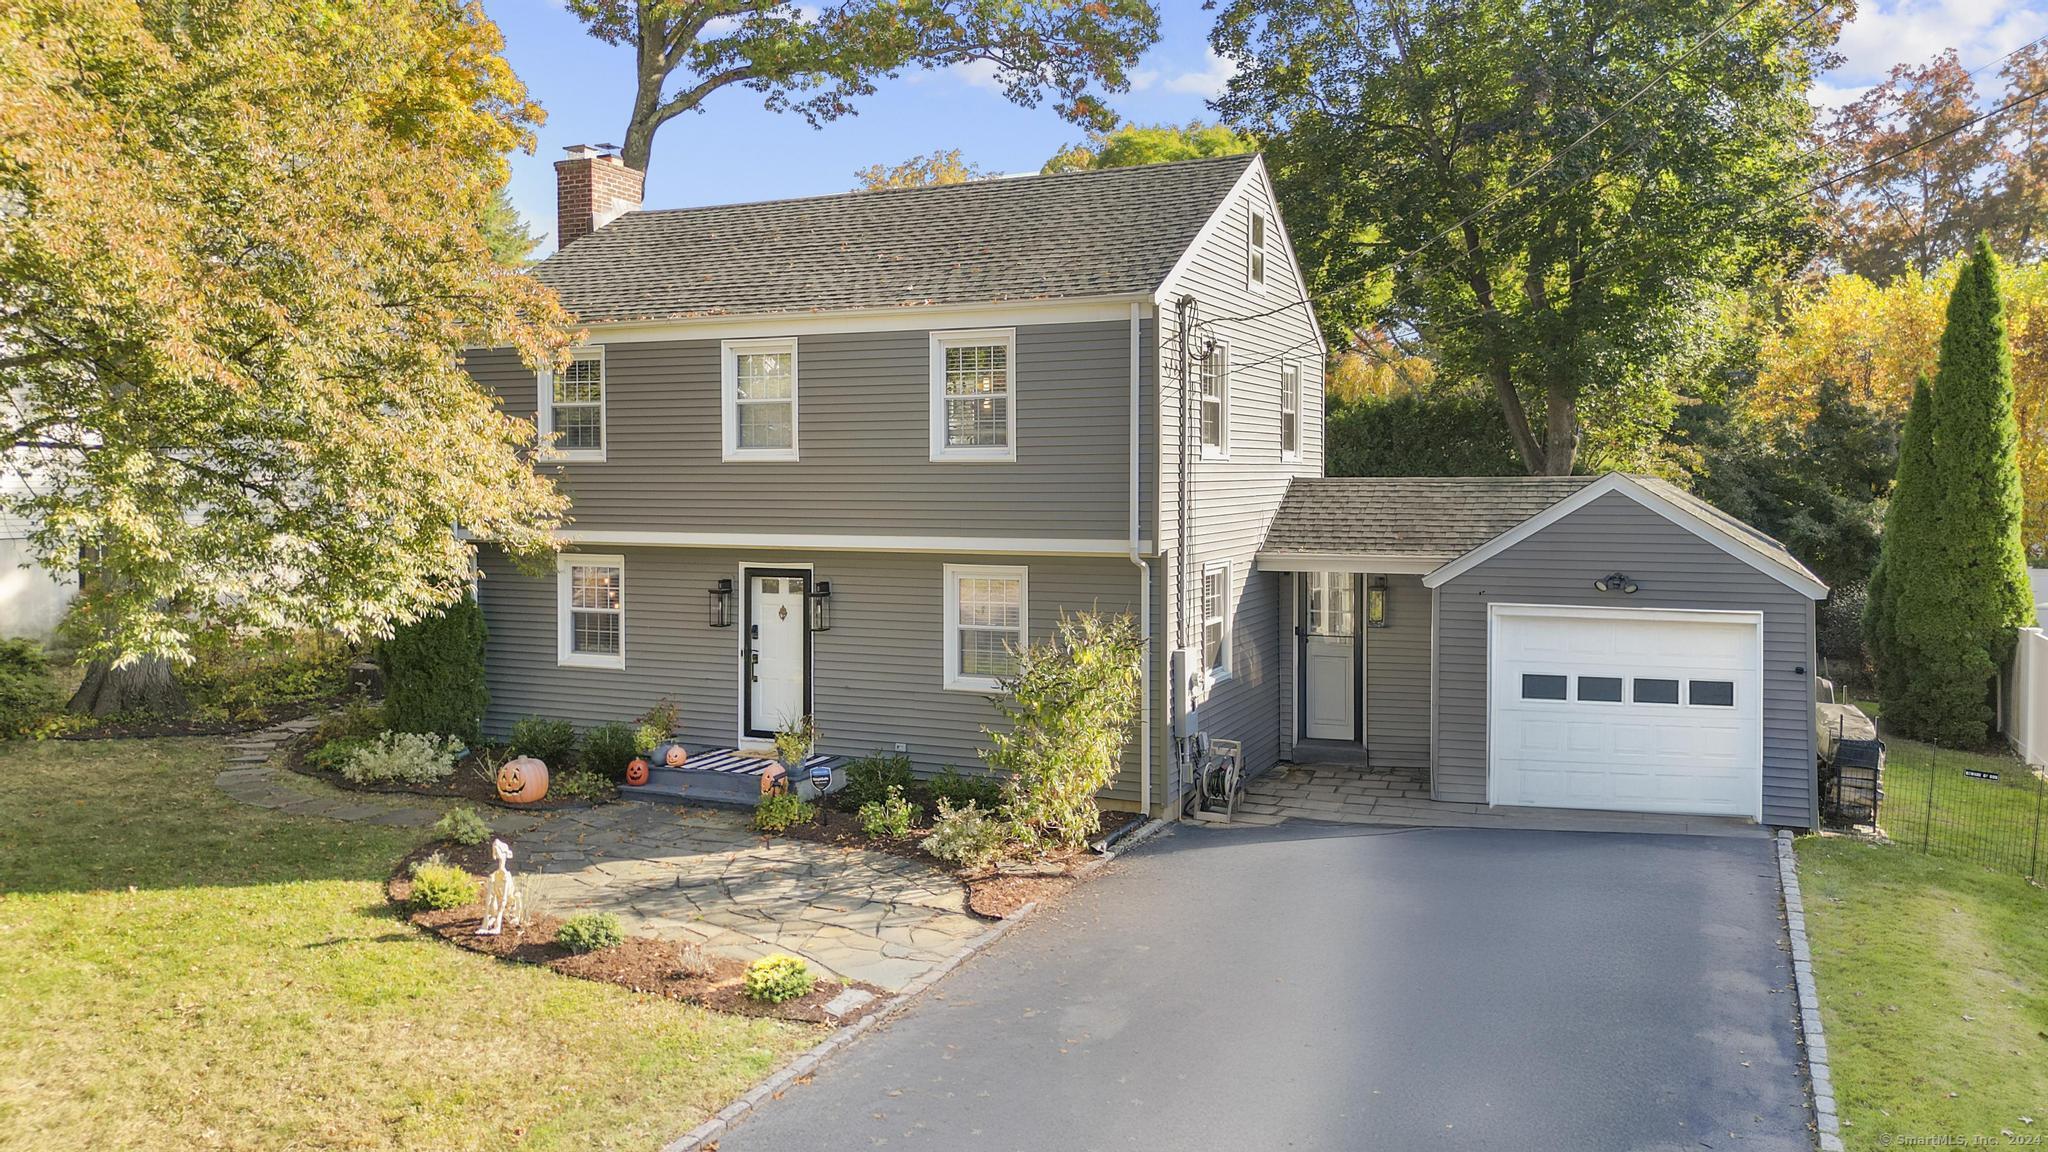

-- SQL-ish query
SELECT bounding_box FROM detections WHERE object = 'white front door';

[1303,572,1357,741]
[748,571,807,737]
[1488,605,1764,819]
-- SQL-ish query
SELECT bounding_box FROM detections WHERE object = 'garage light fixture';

[1593,572,1638,595]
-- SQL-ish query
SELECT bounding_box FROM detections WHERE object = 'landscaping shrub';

[984,611,1143,852]
[840,752,915,810]
[340,732,461,786]
[434,806,492,846]
[921,799,1009,871]
[408,860,480,910]
[548,770,615,803]
[857,785,920,839]
[753,792,815,833]
[743,953,815,1004]
[181,627,354,722]
[508,715,577,767]
[927,766,1005,812]
[379,591,488,744]
[314,698,385,746]
[556,912,625,953]
[674,941,714,979]
[635,696,680,754]
[580,722,639,780]
[0,638,64,738]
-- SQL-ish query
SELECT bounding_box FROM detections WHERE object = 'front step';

[621,761,844,808]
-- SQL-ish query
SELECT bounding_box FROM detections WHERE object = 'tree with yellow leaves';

[1747,259,2048,560]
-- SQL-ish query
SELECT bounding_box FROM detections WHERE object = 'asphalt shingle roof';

[1260,476,1598,560]
[533,154,1259,323]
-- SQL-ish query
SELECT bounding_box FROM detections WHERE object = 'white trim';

[929,327,1018,462]
[1279,360,1301,462]
[539,297,1150,344]
[734,560,814,745]
[1256,551,1449,575]
[720,337,800,462]
[943,563,1028,693]
[1421,473,1829,599]
[1201,560,1232,685]
[1246,202,1270,294]
[556,553,626,669]
[537,346,607,463]
[1151,157,1329,355]
[1198,338,1230,460]
[555,529,1150,556]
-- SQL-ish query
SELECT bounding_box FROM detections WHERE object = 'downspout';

[1174,294,1197,800]
[1128,301,1152,816]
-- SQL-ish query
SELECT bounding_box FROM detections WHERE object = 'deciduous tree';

[564,0,1160,175]
[854,148,988,190]
[1041,120,1253,173]
[1212,0,1841,475]
[0,0,572,709]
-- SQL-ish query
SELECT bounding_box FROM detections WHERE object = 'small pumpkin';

[759,763,789,796]
[624,757,650,787]
[660,742,689,768]
[496,755,550,805]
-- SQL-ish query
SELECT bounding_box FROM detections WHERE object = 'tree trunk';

[1542,381,1578,475]
[1485,363,1547,474]
[69,655,188,718]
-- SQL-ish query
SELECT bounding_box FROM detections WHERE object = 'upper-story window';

[930,328,1017,462]
[722,338,799,461]
[1248,206,1270,291]
[1280,361,1301,460]
[540,347,606,462]
[1199,341,1229,459]
[557,554,625,669]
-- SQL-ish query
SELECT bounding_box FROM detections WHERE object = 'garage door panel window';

[1521,673,1567,700]
[1576,676,1624,703]
[1632,677,1681,705]
[1688,679,1736,707]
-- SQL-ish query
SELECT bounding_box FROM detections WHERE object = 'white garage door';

[1489,605,1763,820]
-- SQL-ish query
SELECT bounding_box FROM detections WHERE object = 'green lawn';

[0,737,815,1151]
[1797,835,2048,1150]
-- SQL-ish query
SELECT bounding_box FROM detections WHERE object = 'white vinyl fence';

[2007,626,2048,767]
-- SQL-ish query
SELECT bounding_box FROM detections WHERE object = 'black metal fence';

[1845,720,2048,882]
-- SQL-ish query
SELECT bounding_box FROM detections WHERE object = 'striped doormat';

[678,748,844,777]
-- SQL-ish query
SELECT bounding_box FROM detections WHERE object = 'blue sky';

[486,0,2048,253]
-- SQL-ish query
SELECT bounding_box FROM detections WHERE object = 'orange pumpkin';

[662,743,689,768]
[496,755,550,805]
[624,757,650,787]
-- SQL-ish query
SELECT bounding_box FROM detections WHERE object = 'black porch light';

[1593,572,1639,594]
[808,580,833,631]
[708,578,734,627]
[1366,575,1389,628]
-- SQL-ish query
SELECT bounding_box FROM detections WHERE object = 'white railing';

[2008,626,2048,767]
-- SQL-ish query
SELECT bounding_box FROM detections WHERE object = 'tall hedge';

[1864,375,1935,707]
[1887,237,2034,744]
[1324,391,1524,477]
[379,590,487,745]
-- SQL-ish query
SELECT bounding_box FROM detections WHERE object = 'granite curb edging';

[1777,829,1844,1152]
[658,817,1173,1152]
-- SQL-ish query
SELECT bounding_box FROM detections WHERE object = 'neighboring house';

[0,471,75,643]
[462,146,1828,827]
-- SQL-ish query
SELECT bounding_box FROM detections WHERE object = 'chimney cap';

[562,143,621,160]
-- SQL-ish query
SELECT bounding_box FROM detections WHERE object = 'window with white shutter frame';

[540,347,606,462]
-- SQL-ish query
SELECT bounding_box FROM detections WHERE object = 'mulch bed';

[388,843,884,1026]
[285,738,614,811]
[56,696,337,741]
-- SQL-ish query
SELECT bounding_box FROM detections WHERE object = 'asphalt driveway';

[719,822,1811,1151]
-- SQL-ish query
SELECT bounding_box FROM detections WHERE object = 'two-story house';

[464,147,1830,829]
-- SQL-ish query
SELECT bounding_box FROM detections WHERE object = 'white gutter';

[1128,301,1152,816]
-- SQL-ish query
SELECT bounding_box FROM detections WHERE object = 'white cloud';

[1824,0,2048,102]
[950,58,1006,93]
[1160,49,1238,99]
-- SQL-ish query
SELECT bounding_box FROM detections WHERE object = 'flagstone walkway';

[213,718,987,991]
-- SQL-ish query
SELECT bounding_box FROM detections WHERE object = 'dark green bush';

[839,752,915,811]
[926,766,1005,812]
[508,715,577,767]
[580,722,639,780]
[0,638,63,738]
[180,627,354,721]
[1325,391,1523,478]
[556,912,625,953]
[380,592,487,744]
[434,806,492,846]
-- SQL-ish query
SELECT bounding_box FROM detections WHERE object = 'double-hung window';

[931,328,1016,461]
[1199,341,1229,458]
[541,347,606,462]
[722,338,799,460]
[557,554,625,669]
[1202,562,1231,682]
[1280,361,1301,460]
[943,564,1026,691]
[1248,207,1270,290]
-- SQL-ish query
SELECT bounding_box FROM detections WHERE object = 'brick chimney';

[554,143,643,249]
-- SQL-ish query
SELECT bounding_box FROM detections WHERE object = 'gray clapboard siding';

[478,546,1152,805]
[1431,492,1817,827]
[1155,164,1325,791]
[1365,574,1431,769]
[462,319,1155,541]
